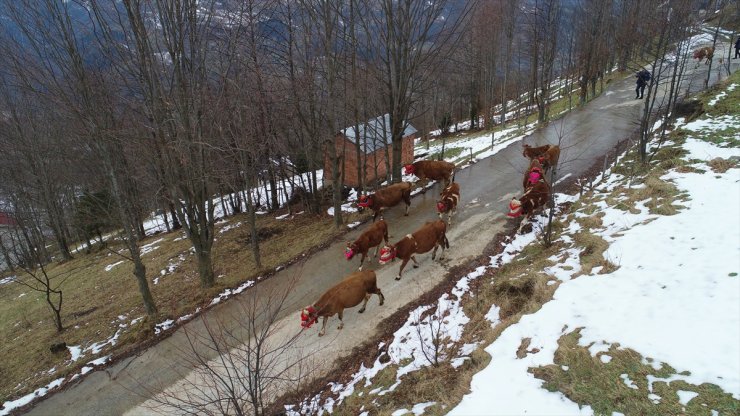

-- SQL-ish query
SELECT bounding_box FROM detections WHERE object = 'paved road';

[25,43,736,416]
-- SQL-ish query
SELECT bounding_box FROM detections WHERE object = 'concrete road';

[24,43,737,416]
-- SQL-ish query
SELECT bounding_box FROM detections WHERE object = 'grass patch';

[572,232,613,276]
[428,146,465,162]
[531,330,740,415]
[627,173,684,216]
[0,210,362,402]
[708,157,736,173]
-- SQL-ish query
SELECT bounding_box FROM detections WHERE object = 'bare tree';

[364,0,472,182]
[141,276,314,416]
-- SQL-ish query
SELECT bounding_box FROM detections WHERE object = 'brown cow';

[357,182,412,222]
[378,219,449,280]
[523,159,544,191]
[404,160,456,186]
[437,182,460,226]
[507,179,550,227]
[523,144,560,173]
[693,46,714,65]
[300,270,385,337]
[345,219,389,270]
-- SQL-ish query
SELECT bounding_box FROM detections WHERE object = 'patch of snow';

[0,275,16,285]
[209,280,255,306]
[485,305,501,328]
[140,238,164,255]
[676,390,698,405]
[600,355,612,364]
[347,222,362,229]
[67,345,83,362]
[219,221,242,234]
[104,260,125,272]
[155,319,175,335]
[621,374,638,390]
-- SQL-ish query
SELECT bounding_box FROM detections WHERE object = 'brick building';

[326,114,417,188]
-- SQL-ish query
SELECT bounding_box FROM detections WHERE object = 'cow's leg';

[358,294,371,313]
[396,258,410,280]
[436,239,446,260]
[373,245,380,257]
[373,210,379,222]
[411,255,419,268]
[376,289,385,305]
[337,310,344,330]
[319,316,328,337]
[432,243,439,260]
[358,253,366,271]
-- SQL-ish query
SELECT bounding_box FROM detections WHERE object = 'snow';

[392,402,436,416]
[67,345,83,361]
[104,260,125,272]
[620,374,638,390]
[676,390,699,405]
[140,238,164,255]
[706,84,737,106]
[218,221,242,234]
[208,280,255,307]
[452,139,740,414]
[155,319,175,335]
[0,275,16,285]
[686,33,714,49]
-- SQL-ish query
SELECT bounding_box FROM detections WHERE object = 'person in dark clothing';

[635,69,651,99]
[735,37,740,59]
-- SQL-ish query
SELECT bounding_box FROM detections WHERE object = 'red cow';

[693,46,714,65]
[357,182,413,222]
[404,160,456,186]
[300,270,385,337]
[345,219,389,270]
[378,220,449,280]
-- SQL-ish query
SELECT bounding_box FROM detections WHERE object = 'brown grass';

[708,157,736,173]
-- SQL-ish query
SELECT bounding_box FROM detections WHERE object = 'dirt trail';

[24,43,735,416]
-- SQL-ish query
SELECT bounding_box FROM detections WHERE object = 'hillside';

[283,65,740,416]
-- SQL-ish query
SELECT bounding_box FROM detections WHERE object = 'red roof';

[0,212,17,226]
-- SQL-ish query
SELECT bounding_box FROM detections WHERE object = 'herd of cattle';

[301,144,561,336]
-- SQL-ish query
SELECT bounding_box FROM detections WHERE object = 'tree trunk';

[132,250,157,315]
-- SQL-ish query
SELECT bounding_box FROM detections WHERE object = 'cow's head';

[507,198,523,218]
[357,194,372,210]
[378,245,396,264]
[345,242,357,260]
[522,144,531,158]
[403,164,415,175]
[300,306,318,329]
